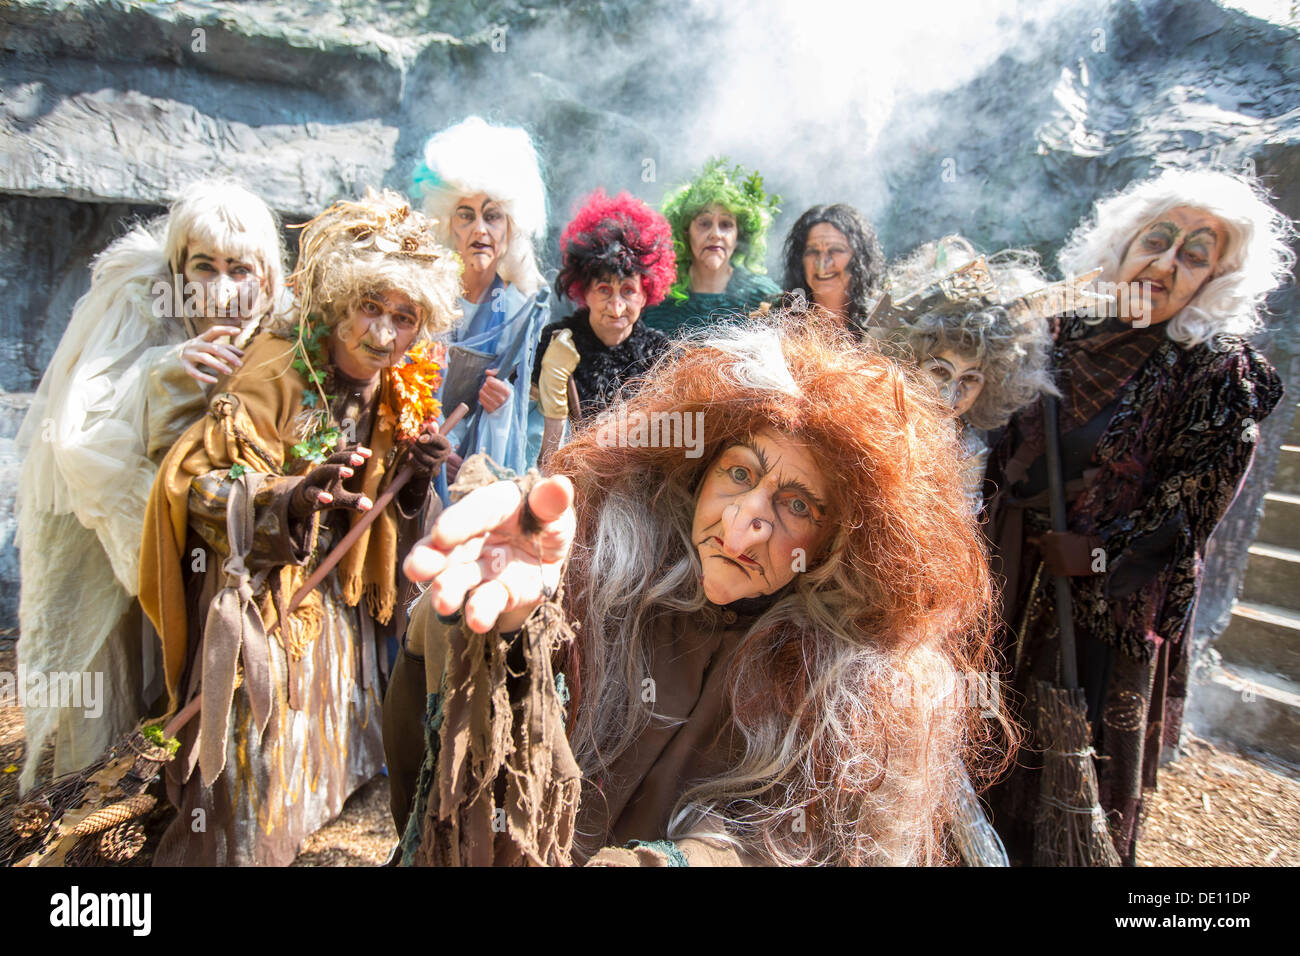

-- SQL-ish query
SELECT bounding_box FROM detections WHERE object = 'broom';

[2,403,468,866]
[1031,394,1120,866]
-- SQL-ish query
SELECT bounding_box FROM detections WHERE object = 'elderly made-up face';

[923,348,985,419]
[585,273,645,348]
[451,193,510,279]
[183,240,265,330]
[331,289,422,381]
[692,428,831,605]
[802,222,853,308]
[1116,206,1226,327]
[689,203,739,273]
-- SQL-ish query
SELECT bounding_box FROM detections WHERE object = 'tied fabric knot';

[199,471,273,787]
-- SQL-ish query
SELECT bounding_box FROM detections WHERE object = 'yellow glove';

[537,329,580,420]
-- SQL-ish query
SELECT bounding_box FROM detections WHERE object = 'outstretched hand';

[404,475,576,634]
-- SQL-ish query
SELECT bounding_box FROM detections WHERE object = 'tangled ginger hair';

[552,310,1015,865]
[557,189,677,307]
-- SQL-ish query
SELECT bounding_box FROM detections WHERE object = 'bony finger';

[430,480,523,551]
[203,325,241,341]
[403,542,448,582]
[464,580,510,634]
[528,475,575,525]
[429,560,484,617]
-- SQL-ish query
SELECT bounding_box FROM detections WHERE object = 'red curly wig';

[551,309,1017,865]
[557,189,677,308]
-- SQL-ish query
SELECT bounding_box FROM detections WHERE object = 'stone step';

[1276,445,1300,497]
[1188,664,1300,766]
[1255,491,1300,549]
[1241,543,1300,611]
[1216,599,1300,680]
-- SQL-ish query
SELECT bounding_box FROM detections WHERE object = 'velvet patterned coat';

[985,315,1283,863]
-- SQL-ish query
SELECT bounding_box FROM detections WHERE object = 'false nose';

[372,316,397,345]
[721,496,773,554]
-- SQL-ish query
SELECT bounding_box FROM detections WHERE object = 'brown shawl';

[139,331,404,709]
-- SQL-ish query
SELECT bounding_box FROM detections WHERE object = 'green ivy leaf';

[229,463,246,479]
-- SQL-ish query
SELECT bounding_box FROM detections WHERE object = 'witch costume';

[984,314,1282,864]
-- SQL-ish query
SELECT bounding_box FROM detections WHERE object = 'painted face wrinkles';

[689,203,739,274]
[331,289,422,382]
[451,192,509,281]
[801,222,853,309]
[923,348,986,418]
[585,273,645,348]
[691,428,831,605]
[182,240,265,330]
[1115,206,1225,326]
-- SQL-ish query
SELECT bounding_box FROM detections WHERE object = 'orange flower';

[386,341,446,442]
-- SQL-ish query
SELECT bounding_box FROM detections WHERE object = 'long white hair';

[1058,168,1295,348]
[413,116,547,296]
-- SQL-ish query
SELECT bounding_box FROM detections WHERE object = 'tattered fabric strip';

[409,595,580,867]
[198,472,273,786]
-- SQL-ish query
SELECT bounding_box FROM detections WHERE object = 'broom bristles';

[1032,680,1121,867]
[2,726,174,866]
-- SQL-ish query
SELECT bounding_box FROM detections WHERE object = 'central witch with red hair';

[384,309,1015,866]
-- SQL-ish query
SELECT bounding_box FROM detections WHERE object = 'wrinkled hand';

[404,475,575,634]
[478,368,511,414]
[398,427,452,480]
[181,325,244,385]
[1030,530,1103,577]
[289,446,374,518]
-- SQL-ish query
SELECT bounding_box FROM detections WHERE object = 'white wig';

[1059,168,1296,349]
[163,178,286,319]
[413,116,547,296]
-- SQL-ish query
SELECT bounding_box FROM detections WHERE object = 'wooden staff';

[282,402,468,618]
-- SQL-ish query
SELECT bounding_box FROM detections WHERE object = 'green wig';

[661,158,781,301]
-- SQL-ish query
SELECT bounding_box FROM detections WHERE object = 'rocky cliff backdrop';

[2,0,1298,746]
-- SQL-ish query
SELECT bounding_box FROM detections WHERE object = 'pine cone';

[11,797,53,838]
[72,794,157,836]
[98,821,147,863]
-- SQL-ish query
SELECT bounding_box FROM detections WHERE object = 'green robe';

[640,266,780,337]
